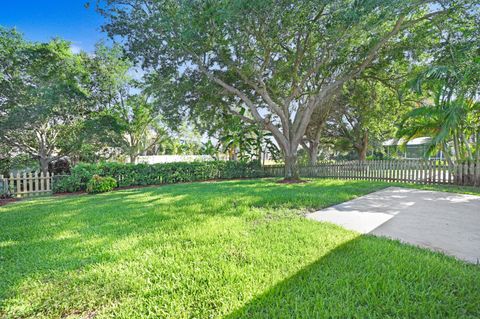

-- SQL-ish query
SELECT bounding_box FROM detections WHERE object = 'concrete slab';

[307,187,480,263]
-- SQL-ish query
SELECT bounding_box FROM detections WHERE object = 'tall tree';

[397,5,480,163]
[0,29,92,173]
[109,94,166,163]
[100,0,455,179]
[326,79,410,161]
[398,67,480,163]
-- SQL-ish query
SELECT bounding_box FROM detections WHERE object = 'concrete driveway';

[307,187,480,263]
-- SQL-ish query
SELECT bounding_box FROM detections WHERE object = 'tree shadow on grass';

[0,179,391,317]
[0,181,385,271]
[225,235,480,319]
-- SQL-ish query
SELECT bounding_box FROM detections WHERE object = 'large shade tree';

[100,0,461,179]
[301,29,430,165]
[0,29,92,174]
[0,30,136,172]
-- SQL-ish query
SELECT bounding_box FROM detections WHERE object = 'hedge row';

[53,161,263,193]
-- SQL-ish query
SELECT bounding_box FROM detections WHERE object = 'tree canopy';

[0,28,93,173]
[100,0,465,178]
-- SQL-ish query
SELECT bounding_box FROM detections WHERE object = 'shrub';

[52,175,82,193]
[0,178,10,198]
[53,161,263,193]
[86,175,117,194]
[52,162,101,193]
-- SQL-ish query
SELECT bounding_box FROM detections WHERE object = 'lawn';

[0,179,479,318]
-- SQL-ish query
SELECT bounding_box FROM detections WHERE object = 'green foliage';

[52,175,82,193]
[86,175,117,194]
[325,79,412,160]
[1,180,479,318]
[0,153,38,176]
[101,0,457,179]
[0,29,90,167]
[218,117,280,162]
[0,29,138,172]
[397,7,480,163]
[109,94,168,163]
[53,161,263,193]
[0,180,10,198]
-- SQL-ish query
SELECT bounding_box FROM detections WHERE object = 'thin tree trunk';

[453,132,461,162]
[476,131,480,161]
[443,142,454,167]
[308,142,319,165]
[130,154,138,164]
[461,132,473,160]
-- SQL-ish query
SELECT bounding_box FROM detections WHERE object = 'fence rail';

[0,172,54,198]
[263,159,480,187]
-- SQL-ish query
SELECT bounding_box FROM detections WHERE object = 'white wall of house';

[133,155,228,164]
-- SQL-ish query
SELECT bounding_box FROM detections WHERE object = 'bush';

[86,175,117,194]
[52,175,82,193]
[0,182,11,199]
[53,161,263,193]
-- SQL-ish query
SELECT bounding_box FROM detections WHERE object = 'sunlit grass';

[0,179,478,318]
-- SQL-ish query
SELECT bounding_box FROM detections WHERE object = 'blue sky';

[0,1,107,53]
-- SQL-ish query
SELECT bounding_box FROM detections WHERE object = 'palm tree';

[397,66,480,164]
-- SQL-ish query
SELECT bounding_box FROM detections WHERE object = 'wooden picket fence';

[0,172,54,198]
[263,159,480,187]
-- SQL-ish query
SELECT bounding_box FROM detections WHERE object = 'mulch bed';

[53,191,87,197]
[0,198,20,206]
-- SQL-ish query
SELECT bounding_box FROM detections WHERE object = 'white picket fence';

[0,172,54,198]
[263,159,480,187]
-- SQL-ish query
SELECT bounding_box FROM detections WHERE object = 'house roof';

[382,137,432,146]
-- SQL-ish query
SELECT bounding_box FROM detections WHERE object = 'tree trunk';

[284,152,299,180]
[308,142,320,166]
[476,131,480,161]
[443,142,454,167]
[453,132,461,162]
[357,133,368,161]
[358,147,367,161]
[39,157,50,175]
[130,154,138,164]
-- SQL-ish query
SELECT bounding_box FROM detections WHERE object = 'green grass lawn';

[1,179,479,318]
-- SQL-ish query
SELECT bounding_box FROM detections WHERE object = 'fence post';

[9,173,14,196]
[15,172,21,196]
[46,172,51,192]
[22,172,27,196]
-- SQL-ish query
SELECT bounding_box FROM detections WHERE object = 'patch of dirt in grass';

[276,179,309,184]
[0,198,19,206]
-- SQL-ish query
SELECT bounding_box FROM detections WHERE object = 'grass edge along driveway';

[1,179,479,318]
